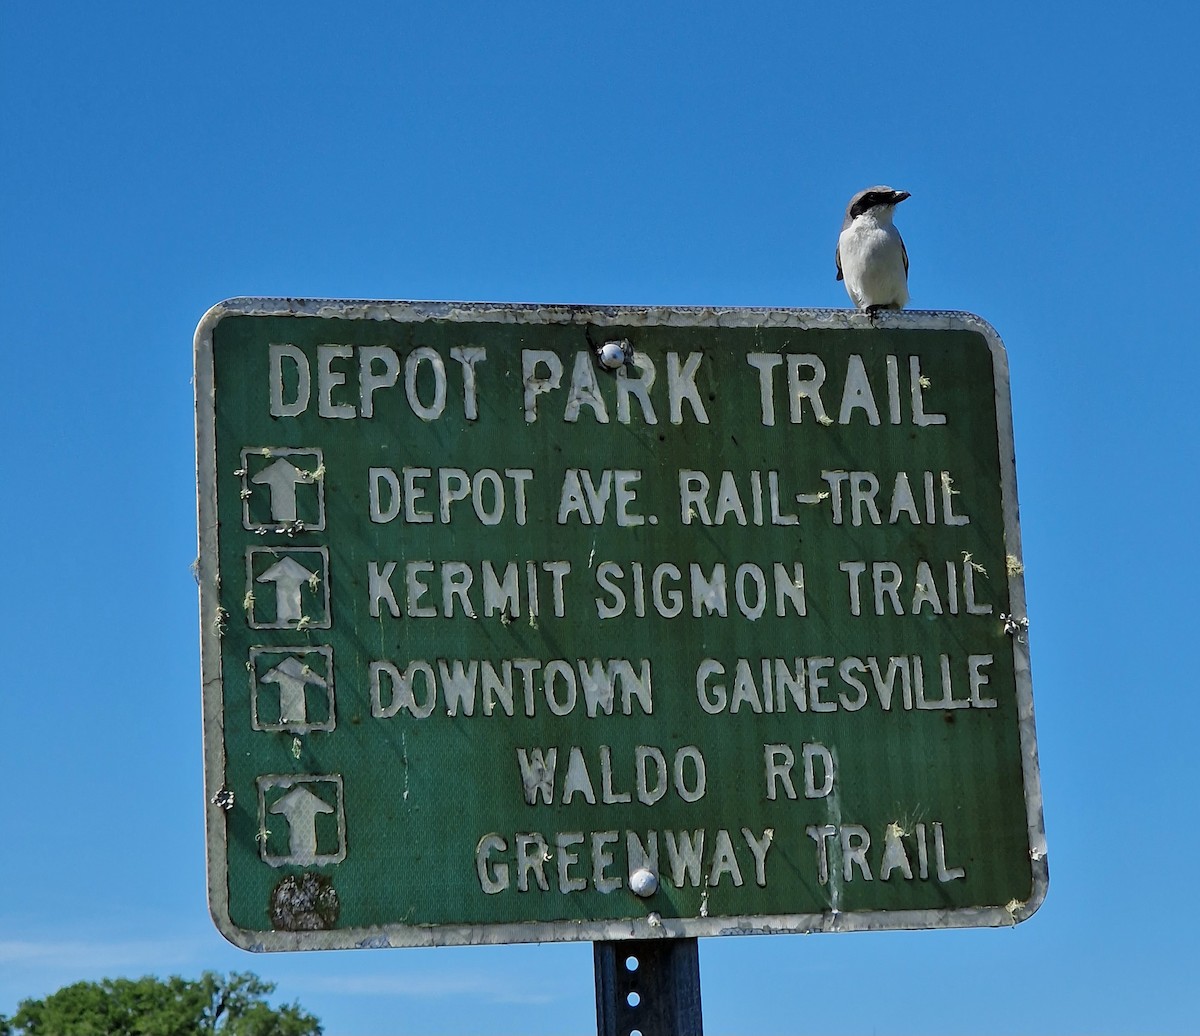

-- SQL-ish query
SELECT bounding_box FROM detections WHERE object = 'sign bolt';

[596,339,633,370]
[629,867,659,898]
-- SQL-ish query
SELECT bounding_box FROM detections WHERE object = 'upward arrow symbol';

[269,785,335,863]
[257,556,318,626]
[261,656,327,725]
[252,458,310,522]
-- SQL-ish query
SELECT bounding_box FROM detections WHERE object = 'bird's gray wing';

[901,234,909,276]
[835,241,844,281]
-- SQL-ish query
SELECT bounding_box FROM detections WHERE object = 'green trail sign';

[195,299,1046,951]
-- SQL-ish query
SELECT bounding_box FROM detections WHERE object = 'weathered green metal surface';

[195,300,1046,951]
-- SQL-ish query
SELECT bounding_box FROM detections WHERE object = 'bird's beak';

[892,190,911,203]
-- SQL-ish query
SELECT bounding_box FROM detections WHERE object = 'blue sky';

[2,2,1197,1033]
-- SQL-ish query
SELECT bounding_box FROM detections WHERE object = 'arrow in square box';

[252,458,311,523]
[269,785,334,863]
[257,556,318,625]
[260,656,327,725]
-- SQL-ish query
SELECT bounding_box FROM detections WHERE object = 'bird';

[836,186,911,315]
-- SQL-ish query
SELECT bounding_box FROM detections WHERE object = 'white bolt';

[630,867,659,898]
[597,339,632,370]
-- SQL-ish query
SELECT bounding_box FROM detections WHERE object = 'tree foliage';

[0,971,321,1036]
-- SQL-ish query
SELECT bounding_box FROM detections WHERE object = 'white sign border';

[195,297,1047,952]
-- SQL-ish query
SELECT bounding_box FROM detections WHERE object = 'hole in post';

[625,955,639,972]
[627,991,641,1007]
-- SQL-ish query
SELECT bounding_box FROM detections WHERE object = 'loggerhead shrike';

[836,186,911,315]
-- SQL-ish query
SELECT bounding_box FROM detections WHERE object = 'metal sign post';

[595,937,703,1036]
[196,299,1045,973]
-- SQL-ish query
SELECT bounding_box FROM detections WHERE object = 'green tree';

[0,971,321,1036]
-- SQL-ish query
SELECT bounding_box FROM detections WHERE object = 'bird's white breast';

[839,213,909,310]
